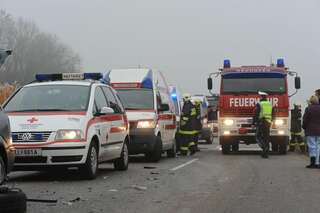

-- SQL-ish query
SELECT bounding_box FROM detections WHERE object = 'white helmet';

[258,91,268,96]
[183,93,191,101]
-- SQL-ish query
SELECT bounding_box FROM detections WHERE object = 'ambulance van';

[103,69,177,162]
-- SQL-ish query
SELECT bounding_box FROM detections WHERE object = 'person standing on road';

[179,94,197,156]
[193,99,202,152]
[315,89,320,102]
[253,91,274,158]
[289,103,305,152]
[302,95,320,168]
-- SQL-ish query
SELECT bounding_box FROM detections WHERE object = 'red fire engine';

[207,59,301,154]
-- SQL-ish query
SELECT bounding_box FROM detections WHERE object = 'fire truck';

[207,59,301,154]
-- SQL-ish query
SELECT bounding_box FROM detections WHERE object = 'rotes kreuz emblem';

[27,117,38,123]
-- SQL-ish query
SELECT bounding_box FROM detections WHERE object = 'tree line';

[0,10,81,84]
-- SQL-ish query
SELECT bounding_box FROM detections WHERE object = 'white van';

[103,69,177,162]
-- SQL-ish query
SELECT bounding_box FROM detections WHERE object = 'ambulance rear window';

[4,85,90,112]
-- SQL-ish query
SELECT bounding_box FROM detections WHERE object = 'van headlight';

[274,119,285,126]
[137,120,156,128]
[223,119,234,126]
[55,130,83,140]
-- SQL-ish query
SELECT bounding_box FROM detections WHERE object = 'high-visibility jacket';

[259,100,273,123]
[194,103,202,131]
[179,100,197,134]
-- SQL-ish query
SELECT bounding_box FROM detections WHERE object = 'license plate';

[15,149,42,156]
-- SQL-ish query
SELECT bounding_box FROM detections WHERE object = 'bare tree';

[0,10,81,84]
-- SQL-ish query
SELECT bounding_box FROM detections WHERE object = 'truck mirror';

[295,76,301,89]
[207,78,213,90]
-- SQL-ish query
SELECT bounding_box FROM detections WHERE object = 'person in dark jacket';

[302,95,320,168]
[289,103,305,152]
[193,99,202,152]
[179,94,197,156]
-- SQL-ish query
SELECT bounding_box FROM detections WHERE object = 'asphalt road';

[7,139,320,213]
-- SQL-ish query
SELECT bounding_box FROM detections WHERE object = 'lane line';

[170,158,199,171]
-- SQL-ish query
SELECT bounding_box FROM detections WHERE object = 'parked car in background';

[207,94,219,137]
[191,95,214,144]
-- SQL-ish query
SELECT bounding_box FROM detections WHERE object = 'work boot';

[190,146,196,155]
[180,150,188,156]
[288,145,295,152]
[299,145,306,153]
[306,157,317,168]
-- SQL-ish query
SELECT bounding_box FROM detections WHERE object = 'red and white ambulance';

[208,59,301,154]
[104,68,177,162]
[4,73,130,179]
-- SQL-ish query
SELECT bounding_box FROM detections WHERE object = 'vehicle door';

[92,86,112,161]
[101,86,125,159]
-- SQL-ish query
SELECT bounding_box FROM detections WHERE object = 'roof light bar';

[223,59,231,68]
[35,73,102,82]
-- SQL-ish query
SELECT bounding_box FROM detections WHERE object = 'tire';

[80,142,98,179]
[114,142,129,171]
[232,144,239,152]
[0,187,27,213]
[146,136,162,162]
[206,134,214,144]
[0,155,6,185]
[167,142,176,158]
[221,144,231,154]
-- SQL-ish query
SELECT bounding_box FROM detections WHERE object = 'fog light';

[278,130,285,135]
[223,130,231,135]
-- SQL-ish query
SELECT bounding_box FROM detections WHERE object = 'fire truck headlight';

[278,130,285,135]
[223,130,231,135]
[274,119,285,126]
[137,120,156,128]
[223,119,234,126]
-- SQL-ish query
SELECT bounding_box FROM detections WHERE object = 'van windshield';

[116,88,154,110]
[4,85,90,112]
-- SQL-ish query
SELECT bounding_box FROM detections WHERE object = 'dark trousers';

[180,134,194,154]
[290,133,304,145]
[256,120,271,155]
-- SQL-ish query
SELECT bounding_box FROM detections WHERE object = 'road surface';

[7,139,320,213]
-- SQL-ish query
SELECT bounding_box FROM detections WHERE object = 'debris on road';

[144,166,157,169]
[27,198,58,203]
[132,185,147,191]
[150,171,160,175]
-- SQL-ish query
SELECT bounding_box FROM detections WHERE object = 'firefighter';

[253,91,274,158]
[193,99,202,152]
[179,94,197,156]
[289,103,305,152]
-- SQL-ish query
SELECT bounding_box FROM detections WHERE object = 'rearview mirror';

[159,104,169,112]
[295,76,301,89]
[100,106,114,115]
[208,78,213,90]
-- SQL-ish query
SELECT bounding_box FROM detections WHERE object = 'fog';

[1,0,319,104]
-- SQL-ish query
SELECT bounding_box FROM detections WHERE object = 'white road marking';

[170,158,199,171]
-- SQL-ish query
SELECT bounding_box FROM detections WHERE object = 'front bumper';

[128,128,157,154]
[13,142,88,170]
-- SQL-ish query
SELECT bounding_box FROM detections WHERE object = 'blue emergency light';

[276,58,285,68]
[35,73,102,82]
[141,70,153,89]
[223,59,231,68]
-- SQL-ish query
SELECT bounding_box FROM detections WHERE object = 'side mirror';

[207,78,213,90]
[100,106,114,115]
[295,76,301,89]
[159,104,169,112]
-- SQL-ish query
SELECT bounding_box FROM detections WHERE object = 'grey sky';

[1,0,319,103]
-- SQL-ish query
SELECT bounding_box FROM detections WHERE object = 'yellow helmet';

[183,93,191,101]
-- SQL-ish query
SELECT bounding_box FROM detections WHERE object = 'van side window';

[94,87,108,114]
[102,87,122,113]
